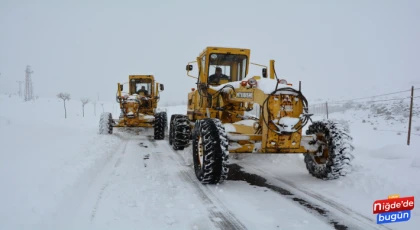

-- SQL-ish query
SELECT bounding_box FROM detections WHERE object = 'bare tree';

[57,92,71,118]
[80,98,90,117]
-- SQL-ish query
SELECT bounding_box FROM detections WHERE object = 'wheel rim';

[314,133,329,164]
[198,135,204,167]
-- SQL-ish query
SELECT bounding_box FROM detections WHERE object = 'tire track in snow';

[142,137,225,229]
[90,183,109,221]
[50,134,128,229]
[238,162,393,230]
[88,139,129,222]
[158,141,247,230]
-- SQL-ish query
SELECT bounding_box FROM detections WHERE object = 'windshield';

[130,78,152,96]
[207,53,248,85]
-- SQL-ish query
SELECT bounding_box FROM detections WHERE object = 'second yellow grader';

[100,75,167,139]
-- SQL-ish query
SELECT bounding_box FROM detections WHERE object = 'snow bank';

[0,95,124,229]
[235,106,420,230]
[411,156,420,168]
[369,144,415,159]
[0,95,187,229]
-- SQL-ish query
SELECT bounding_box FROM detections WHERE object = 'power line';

[376,129,420,136]
[329,89,413,104]
[309,97,420,112]
[310,89,419,106]
[334,96,419,104]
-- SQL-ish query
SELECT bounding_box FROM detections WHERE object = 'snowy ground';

[0,94,419,230]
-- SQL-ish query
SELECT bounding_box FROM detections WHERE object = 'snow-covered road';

[40,128,394,230]
[1,95,418,230]
[48,130,340,230]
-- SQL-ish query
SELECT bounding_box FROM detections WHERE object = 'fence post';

[407,86,414,145]
[326,101,329,119]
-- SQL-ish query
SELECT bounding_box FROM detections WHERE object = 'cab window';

[207,53,248,85]
[130,78,152,96]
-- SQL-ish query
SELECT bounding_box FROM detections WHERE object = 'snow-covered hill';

[0,94,419,230]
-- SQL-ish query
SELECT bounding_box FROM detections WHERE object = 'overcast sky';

[1,0,419,104]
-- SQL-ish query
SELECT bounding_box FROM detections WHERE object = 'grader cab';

[170,47,354,184]
[99,75,167,140]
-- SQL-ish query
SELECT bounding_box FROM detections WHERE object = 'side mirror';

[159,84,164,91]
[119,85,123,91]
[262,68,267,78]
[186,65,193,71]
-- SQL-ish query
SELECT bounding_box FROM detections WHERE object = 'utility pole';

[16,81,24,97]
[326,101,329,119]
[24,65,34,101]
[93,101,97,116]
[407,86,414,146]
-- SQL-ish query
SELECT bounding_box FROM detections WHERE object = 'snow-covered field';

[0,94,419,230]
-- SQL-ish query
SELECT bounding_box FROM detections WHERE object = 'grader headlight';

[278,79,288,85]
[247,78,258,87]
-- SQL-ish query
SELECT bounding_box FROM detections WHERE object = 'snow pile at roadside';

[0,95,122,229]
[235,106,420,229]
[311,96,420,126]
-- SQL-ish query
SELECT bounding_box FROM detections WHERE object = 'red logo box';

[373,196,414,214]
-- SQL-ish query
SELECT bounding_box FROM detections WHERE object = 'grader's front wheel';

[154,112,167,140]
[99,112,113,135]
[304,119,354,180]
[169,114,190,150]
[192,118,229,184]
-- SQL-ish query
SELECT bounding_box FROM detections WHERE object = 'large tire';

[154,112,167,140]
[170,114,190,150]
[99,112,113,134]
[192,118,229,184]
[169,114,182,145]
[304,119,354,180]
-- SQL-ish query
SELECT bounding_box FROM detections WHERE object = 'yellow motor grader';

[169,47,354,184]
[99,75,167,140]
